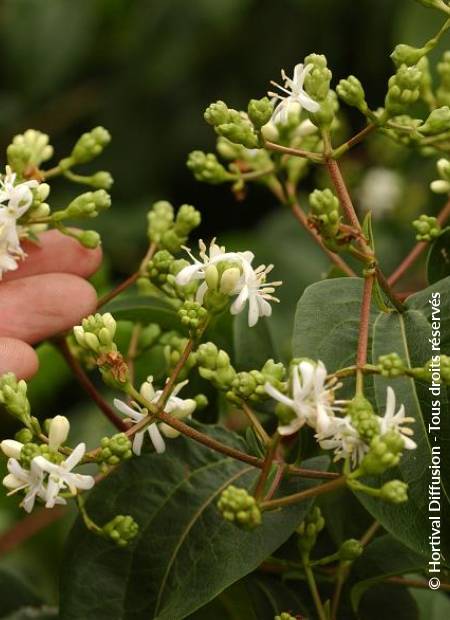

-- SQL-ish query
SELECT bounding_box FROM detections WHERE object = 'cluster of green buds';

[412,354,450,384]
[52,190,111,221]
[412,215,441,241]
[377,353,406,378]
[336,76,368,113]
[347,396,380,444]
[274,613,297,620]
[309,188,342,251]
[204,100,262,149]
[147,201,201,253]
[385,64,423,116]
[160,332,198,379]
[0,373,32,427]
[187,151,232,184]
[379,479,408,503]
[418,106,450,136]
[59,126,111,171]
[73,313,117,355]
[297,506,325,556]
[431,158,450,194]
[217,485,262,529]
[227,360,286,404]
[178,301,208,332]
[97,433,133,473]
[102,515,139,547]
[196,343,236,390]
[7,129,53,177]
[359,431,405,476]
[303,54,336,128]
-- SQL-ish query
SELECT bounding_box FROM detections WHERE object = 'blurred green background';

[0,0,448,611]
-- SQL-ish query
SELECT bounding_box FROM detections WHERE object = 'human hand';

[0,230,102,379]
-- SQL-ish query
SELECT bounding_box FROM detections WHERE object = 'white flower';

[268,63,320,124]
[265,360,341,435]
[48,415,70,451]
[3,457,48,513]
[114,378,197,455]
[176,239,281,327]
[0,166,39,277]
[315,416,369,467]
[378,386,416,450]
[357,168,403,218]
[33,443,95,508]
[230,262,281,327]
[1,439,24,459]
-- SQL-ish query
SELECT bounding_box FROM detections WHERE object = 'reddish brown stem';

[335,123,376,154]
[356,275,374,394]
[388,198,450,286]
[0,507,66,557]
[260,476,347,510]
[57,338,127,431]
[325,158,362,231]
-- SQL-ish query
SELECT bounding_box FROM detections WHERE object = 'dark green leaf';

[0,569,40,617]
[426,230,450,285]
[60,426,328,620]
[351,534,425,613]
[233,313,277,370]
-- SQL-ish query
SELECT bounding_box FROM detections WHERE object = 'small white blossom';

[315,416,369,467]
[379,386,416,450]
[176,239,281,327]
[265,360,341,435]
[3,457,48,513]
[1,439,24,459]
[48,415,70,451]
[114,378,197,455]
[0,166,39,278]
[268,63,320,124]
[33,443,95,508]
[357,168,403,218]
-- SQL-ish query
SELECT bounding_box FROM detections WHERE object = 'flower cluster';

[176,239,281,326]
[1,416,94,513]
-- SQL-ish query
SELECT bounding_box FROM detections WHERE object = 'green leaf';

[104,295,180,330]
[293,278,378,399]
[412,587,450,619]
[351,534,426,613]
[233,313,277,370]
[0,569,40,617]
[60,426,328,620]
[426,230,450,285]
[3,608,58,620]
[360,286,450,561]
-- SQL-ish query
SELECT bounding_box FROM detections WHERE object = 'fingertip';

[0,338,39,379]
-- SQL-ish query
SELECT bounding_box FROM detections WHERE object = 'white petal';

[148,423,166,454]
[133,432,145,456]
[264,382,295,409]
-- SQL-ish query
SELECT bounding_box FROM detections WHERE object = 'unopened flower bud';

[336,76,367,111]
[217,485,262,529]
[70,126,111,165]
[304,54,332,101]
[102,515,139,547]
[205,264,220,290]
[391,44,425,67]
[89,171,114,190]
[412,215,441,241]
[204,101,231,126]
[419,106,450,135]
[297,506,325,555]
[220,267,241,294]
[380,479,408,504]
[377,353,406,377]
[140,377,156,403]
[1,439,23,459]
[48,416,70,450]
[338,538,364,561]
[247,97,274,128]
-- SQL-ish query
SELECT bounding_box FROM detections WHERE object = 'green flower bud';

[178,300,208,330]
[275,614,296,620]
[419,106,450,135]
[19,443,42,468]
[78,230,101,249]
[197,342,236,389]
[377,353,406,377]
[309,188,341,240]
[217,485,262,529]
[54,190,111,221]
[391,44,425,68]
[247,97,274,128]
[194,394,209,410]
[0,373,31,425]
[73,313,117,354]
[217,120,259,149]
[261,359,286,384]
[98,433,133,471]
[437,51,450,107]
[380,479,408,504]
[304,54,332,101]
[7,129,53,175]
[385,65,422,115]
[15,428,34,444]
[173,204,201,237]
[336,76,367,111]
[89,171,114,190]
[69,126,111,165]
[347,395,380,444]
[146,249,174,285]
[297,506,325,555]
[412,215,441,241]
[187,151,231,184]
[147,201,174,243]
[359,431,404,476]
[338,538,364,561]
[204,101,231,126]
[102,515,139,547]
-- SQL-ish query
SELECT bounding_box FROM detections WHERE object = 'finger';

[0,273,97,344]
[2,229,102,282]
[0,337,39,379]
